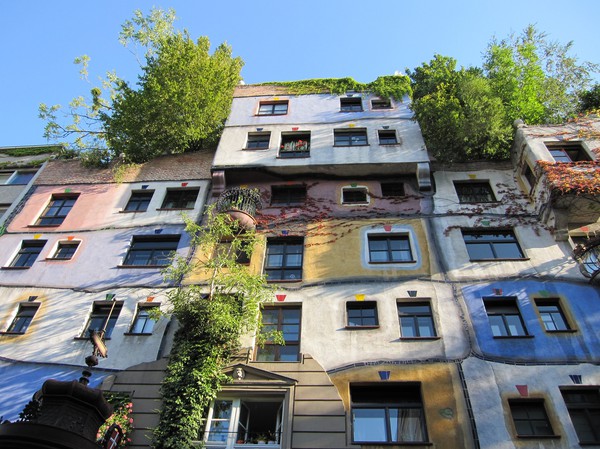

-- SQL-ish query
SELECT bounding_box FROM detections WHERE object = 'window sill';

[117,264,168,269]
[255,113,287,117]
[545,329,578,334]
[156,207,194,211]
[243,147,270,151]
[345,325,380,330]
[45,258,73,261]
[266,279,302,284]
[342,202,370,206]
[339,110,364,113]
[0,331,26,336]
[74,336,112,341]
[469,258,530,262]
[516,434,560,439]
[492,335,534,339]
[123,332,153,336]
[119,210,148,214]
[333,144,370,147]
[352,441,432,446]
[369,261,417,265]
[27,224,60,228]
[399,336,441,341]
[1,266,30,270]
[277,155,311,159]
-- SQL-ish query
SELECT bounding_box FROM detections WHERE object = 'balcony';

[279,133,310,158]
[216,188,262,230]
[573,237,600,283]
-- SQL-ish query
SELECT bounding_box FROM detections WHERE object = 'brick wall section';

[234,84,306,98]
[34,151,215,185]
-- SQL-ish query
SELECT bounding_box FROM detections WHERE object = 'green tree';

[578,83,600,113]
[484,25,598,124]
[154,202,272,449]
[39,8,243,165]
[407,55,511,162]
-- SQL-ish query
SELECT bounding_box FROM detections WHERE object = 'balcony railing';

[279,140,310,158]
[216,188,262,230]
[573,237,600,283]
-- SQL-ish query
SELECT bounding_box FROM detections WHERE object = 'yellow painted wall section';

[329,364,474,449]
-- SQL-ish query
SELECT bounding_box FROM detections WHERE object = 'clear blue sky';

[1,0,599,147]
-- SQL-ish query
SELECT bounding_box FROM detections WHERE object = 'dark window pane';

[161,188,199,209]
[10,240,46,267]
[123,236,180,266]
[36,195,78,226]
[125,191,153,212]
[265,238,303,281]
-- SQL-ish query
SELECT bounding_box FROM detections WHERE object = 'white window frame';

[361,226,420,270]
[341,185,370,206]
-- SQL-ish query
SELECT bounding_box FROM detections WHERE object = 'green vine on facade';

[258,75,412,100]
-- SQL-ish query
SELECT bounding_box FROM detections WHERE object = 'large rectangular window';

[334,129,368,146]
[36,194,78,226]
[347,301,378,328]
[561,388,600,444]
[271,185,306,206]
[129,304,159,334]
[340,97,363,112]
[484,298,527,337]
[256,306,301,362]
[245,132,271,149]
[463,229,525,260]
[351,384,427,443]
[509,399,555,437]
[203,397,284,447]
[279,132,310,158]
[82,302,123,338]
[6,303,40,334]
[264,238,303,281]
[454,181,496,203]
[124,191,154,212]
[397,302,436,338]
[160,188,199,210]
[368,235,413,263]
[122,235,180,267]
[257,101,288,116]
[545,142,591,162]
[9,240,46,268]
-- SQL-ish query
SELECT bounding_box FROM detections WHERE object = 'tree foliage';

[153,204,272,449]
[578,84,600,113]
[39,8,243,165]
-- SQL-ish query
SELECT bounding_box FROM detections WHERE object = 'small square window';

[454,181,496,203]
[371,98,392,109]
[130,305,159,334]
[257,101,288,116]
[398,302,436,337]
[271,185,306,206]
[245,132,271,149]
[122,235,180,267]
[378,130,398,145]
[8,240,46,268]
[509,399,555,437]
[535,299,571,332]
[523,164,536,189]
[381,182,405,197]
[545,142,591,163]
[462,229,525,260]
[124,191,154,212]
[484,297,528,337]
[6,303,40,334]
[334,129,368,146]
[279,132,310,158]
[50,241,80,260]
[368,235,413,263]
[160,188,199,209]
[340,97,363,112]
[342,187,369,205]
[561,388,600,444]
[264,237,303,281]
[256,306,301,361]
[82,302,123,338]
[347,301,378,327]
[36,194,78,226]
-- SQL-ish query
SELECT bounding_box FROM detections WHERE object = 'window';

[462,229,525,260]
[334,129,368,146]
[129,304,158,334]
[271,185,306,206]
[454,181,496,203]
[217,239,251,265]
[82,302,123,338]
[381,182,405,197]
[342,187,369,205]
[264,238,303,281]
[122,235,180,267]
[546,142,591,163]
[561,388,600,444]
[203,397,284,447]
[378,130,398,145]
[0,203,10,216]
[35,194,78,226]
[397,302,436,338]
[256,306,301,361]
[279,132,310,158]
[371,98,392,109]
[340,97,363,112]
[160,188,199,209]
[368,235,413,263]
[6,170,36,185]
[6,303,39,334]
[245,132,271,150]
[523,164,536,188]
[535,299,571,332]
[50,241,79,260]
[257,101,288,116]
[124,191,154,212]
[347,301,378,327]
[484,298,527,337]
[509,400,555,437]
[351,384,427,443]
[8,240,46,268]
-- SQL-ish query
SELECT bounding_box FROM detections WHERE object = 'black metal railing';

[216,188,262,217]
[573,237,600,283]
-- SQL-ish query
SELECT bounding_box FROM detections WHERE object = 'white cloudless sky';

[1,0,598,146]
